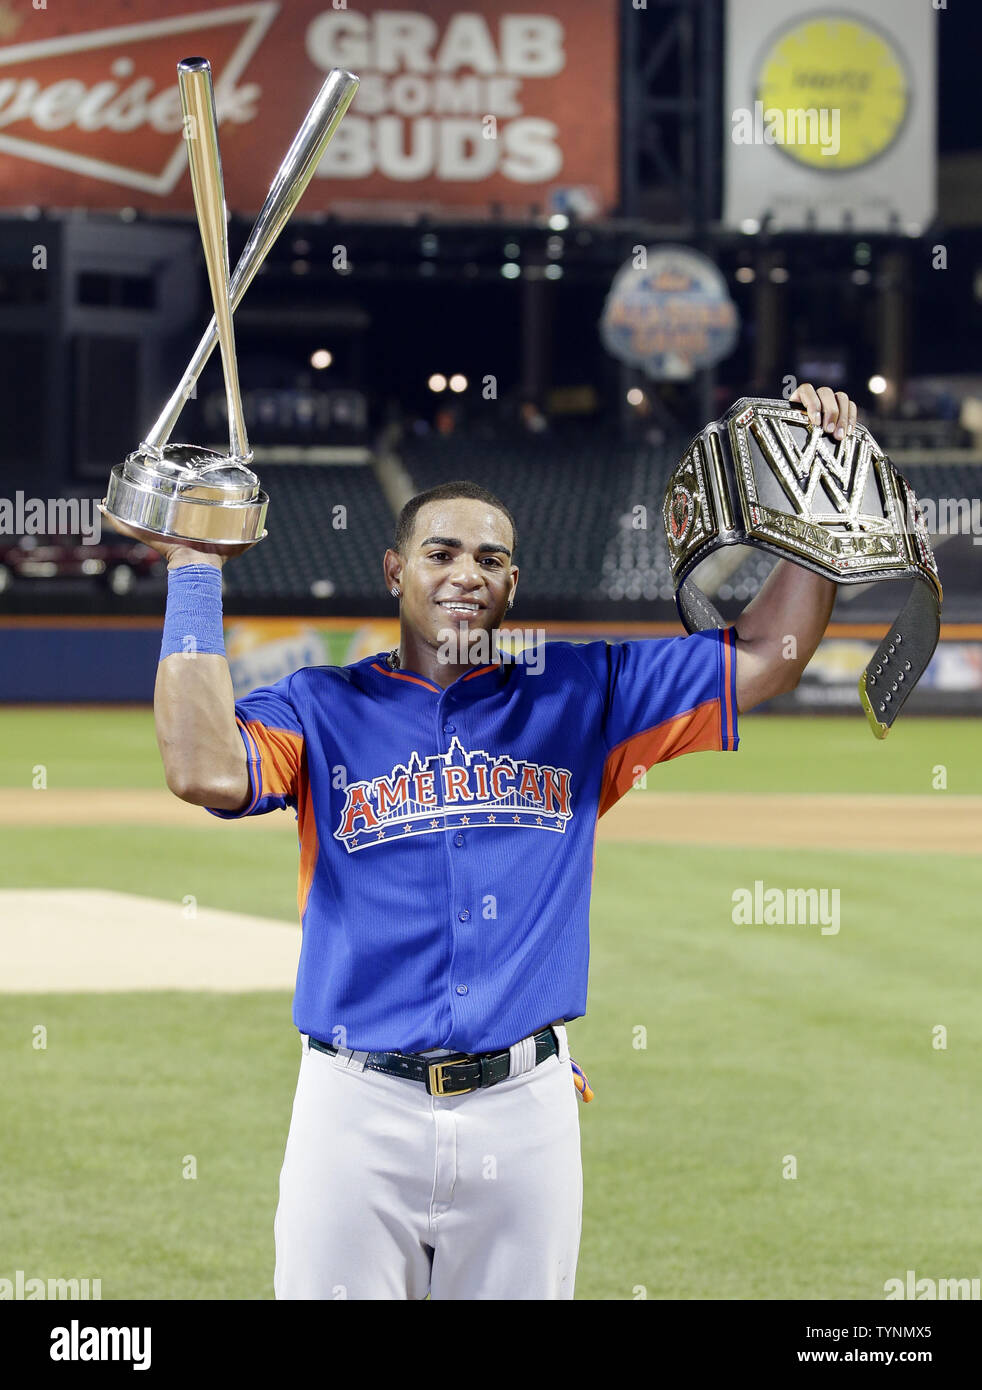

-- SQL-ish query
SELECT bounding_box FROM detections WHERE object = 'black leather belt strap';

[662,396,943,738]
[308,1025,560,1096]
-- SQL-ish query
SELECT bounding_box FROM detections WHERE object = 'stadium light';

[503,242,520,258]
[548,214,569,231]
[735,266,755,283]
[769,266,790,283]
[626,388,644,406]
[449,374,468,393]
[310,349,332,370]
[740,218,761,235]
[501,263,521,279]
[428,374,448,392]
[868,375,888,395]
[544,264,563,280]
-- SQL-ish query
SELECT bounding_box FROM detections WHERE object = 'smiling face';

[383,496,518,663]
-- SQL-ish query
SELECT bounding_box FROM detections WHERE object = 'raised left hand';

[789,383,857,441]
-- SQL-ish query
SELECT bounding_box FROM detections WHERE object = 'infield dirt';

[3,787,975,992]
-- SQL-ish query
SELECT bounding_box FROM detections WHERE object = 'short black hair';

[394,481,517,558]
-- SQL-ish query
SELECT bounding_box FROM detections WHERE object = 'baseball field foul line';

[0,788,978,853]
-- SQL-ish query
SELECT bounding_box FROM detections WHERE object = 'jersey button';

[454,833,464,847]
[455,984,468,995]
[443,723,455,734]
[458,908,470,921]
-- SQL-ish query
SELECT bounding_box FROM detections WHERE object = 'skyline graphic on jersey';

[333,737,574,853]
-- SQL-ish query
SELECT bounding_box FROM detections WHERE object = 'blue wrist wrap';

[160,564,226,661]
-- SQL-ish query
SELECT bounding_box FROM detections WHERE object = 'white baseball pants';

[273,1026,583,1300]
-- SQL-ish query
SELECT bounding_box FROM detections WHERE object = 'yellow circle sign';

[755,15,910,170]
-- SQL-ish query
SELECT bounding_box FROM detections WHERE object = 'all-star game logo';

[334,738,573,854]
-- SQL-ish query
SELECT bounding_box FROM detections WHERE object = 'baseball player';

[108,382,854,1300]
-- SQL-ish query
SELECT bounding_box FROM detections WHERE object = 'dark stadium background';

[0,0,979,676]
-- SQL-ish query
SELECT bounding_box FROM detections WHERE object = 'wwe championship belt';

[662,397,942,737]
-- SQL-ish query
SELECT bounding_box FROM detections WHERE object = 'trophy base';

[99,509,266,557]
[103,452,268,554]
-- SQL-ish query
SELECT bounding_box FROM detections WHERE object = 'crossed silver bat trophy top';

[102,59,360,554]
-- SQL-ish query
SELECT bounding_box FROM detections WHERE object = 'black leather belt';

[308,1025,560,1096]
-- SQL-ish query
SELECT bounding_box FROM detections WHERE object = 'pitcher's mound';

[0,889,300,992]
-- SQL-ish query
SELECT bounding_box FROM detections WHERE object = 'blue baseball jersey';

[206,631,739,1053]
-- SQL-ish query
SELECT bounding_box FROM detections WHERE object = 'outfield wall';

[1,617,980,715]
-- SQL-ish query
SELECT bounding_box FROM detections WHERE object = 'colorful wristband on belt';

[160,563,226,661]
[571,1058,594,1103]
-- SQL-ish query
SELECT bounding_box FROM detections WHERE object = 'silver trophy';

[103,60,359,554]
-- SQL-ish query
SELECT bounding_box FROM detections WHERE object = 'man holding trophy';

[103,56,938,1300]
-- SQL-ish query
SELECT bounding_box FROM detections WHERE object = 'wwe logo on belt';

[334,738,573,853]
[751,412,894,536]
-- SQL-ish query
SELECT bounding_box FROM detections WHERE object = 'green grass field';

[2,708,980,1299]
[3,707,981,793]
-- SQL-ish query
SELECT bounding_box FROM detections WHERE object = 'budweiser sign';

[0,3,275,195]
[0,0,618,216]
